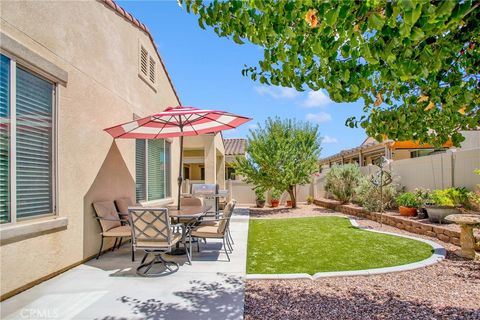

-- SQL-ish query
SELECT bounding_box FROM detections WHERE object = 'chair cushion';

[136,233,182,248]
[93,201,122,231]
[191,225,223,238]
[198,220,220,227]
[115,198,134,215]
[102,225,131,237]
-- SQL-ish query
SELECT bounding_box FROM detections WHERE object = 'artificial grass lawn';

[247,216,434,275]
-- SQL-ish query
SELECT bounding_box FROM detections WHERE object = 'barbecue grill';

[190,183,226,216]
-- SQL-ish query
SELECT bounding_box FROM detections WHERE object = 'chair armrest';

[171,223,184,229]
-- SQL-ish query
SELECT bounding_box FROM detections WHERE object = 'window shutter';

[15,67,54,218]
[135,139,146,202]
[0,55,10,223]
[149,57,156,84]
[140,47,148,77]
[147,139,165,200]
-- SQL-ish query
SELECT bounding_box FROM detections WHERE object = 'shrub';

[413,188,431,207]
[271,188,282,200]
[324,164,361,203]
[355,176,398,212]
[255,187,266,201]
[429,187,470,207]
[396,192,420,208]
[306,196,314,204]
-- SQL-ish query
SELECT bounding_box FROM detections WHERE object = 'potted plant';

[270,188,282,208]
[255,187,266,208]
[425,188,464,223]
[306,196,314,205]
[395,192,419,216]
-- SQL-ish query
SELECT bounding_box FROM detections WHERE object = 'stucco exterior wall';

[0,1,180,297]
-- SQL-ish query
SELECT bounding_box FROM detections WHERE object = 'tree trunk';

[288,186,296,208]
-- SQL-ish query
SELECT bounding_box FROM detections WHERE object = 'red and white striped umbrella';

[104,106,251,139]
[104,105,251,211]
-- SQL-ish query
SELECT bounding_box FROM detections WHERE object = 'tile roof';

[224,138,246,155]
[100,0,181,105]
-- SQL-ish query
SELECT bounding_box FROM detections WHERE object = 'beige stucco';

[0,1,225,297]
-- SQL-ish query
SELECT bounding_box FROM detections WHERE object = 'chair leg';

[228,228,234,245]
[197,238,201,252]
[117,237,123,249]
[226,233,233,253]
[131,246,135,262]
[112,238,118,252]
[96,236,104,260]
[223,237,230,262]
[141,252,149,264]
[184,240,192,265]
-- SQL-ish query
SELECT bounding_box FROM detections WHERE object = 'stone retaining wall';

[314,198,480,250]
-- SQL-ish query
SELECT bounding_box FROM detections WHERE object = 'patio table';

[167,205,212,255]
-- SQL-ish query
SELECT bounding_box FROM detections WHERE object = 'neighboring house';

[224,138,246,180]
[318,136,453,170]
[0,0,225,299]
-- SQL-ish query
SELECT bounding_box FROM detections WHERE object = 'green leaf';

[368,12,385,30]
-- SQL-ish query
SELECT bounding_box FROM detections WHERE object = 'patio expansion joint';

[245,216,446,281]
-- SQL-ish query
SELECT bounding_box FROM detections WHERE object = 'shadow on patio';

[97,273,243,320]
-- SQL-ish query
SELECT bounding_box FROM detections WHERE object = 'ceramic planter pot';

[399,206,417,217]
[256,199,265,208]
[271,199,279,208]
[425,205,460,223]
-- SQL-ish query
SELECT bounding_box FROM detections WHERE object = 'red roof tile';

[99,0,181,105]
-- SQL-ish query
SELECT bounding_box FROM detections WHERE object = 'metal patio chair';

[189,200,236,261]
[93,201,132,260]
[128,207,189,277]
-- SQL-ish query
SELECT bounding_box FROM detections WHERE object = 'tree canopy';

[234,117,321,208]
[180,0,479,146]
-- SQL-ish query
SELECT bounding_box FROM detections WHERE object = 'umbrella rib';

[153,115,175,139]
[184,113,199,136]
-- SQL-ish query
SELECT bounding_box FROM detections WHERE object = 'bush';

[324,164,361,203]
[255,187,266,201]
[396,192,420,208]
[355,176,398,212]
[429,187,470,207]
[271,188,282,200]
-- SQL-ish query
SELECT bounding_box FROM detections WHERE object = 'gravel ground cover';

[245,205,480,320]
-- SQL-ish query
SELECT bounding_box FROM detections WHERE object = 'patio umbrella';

[104,106,251,209]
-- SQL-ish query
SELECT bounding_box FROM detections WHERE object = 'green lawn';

[247,216,433,275]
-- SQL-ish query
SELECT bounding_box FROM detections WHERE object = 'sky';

[119,1,368,158]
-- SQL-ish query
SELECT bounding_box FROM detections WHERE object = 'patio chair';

[92,201,132,260]
[189,199,236,261]
[114,197,135,221]
[129,207,189,277]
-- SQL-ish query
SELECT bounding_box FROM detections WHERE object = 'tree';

[180,0,479,146]
[234,117,321,208]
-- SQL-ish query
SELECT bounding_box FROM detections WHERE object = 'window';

[135,139,171,202]
[226,167,236,180]
[138,45,156,88]
[0,54,55,224]
[183,166,190,180]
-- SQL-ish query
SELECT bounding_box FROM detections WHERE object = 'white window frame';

[1,52,57,225]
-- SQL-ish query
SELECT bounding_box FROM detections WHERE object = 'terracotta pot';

[286,200,292,207]
[399,206,417,217]
[271,199,279,208]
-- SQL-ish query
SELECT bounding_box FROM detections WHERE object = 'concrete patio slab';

[1,214,249,320]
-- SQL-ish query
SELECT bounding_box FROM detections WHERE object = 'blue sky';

[119,1,368,157]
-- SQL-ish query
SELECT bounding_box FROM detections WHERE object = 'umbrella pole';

[177,135,184,210]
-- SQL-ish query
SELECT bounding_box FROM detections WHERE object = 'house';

[318,136,454,170]
[224,138,246,180]
[0,0,226,299]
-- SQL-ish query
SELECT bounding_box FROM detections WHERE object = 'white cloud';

[255,86,299,99]
[303,90,332,108]
[305,112,332,123]
[322,135,338,144]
